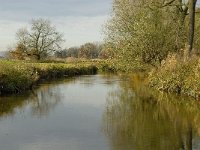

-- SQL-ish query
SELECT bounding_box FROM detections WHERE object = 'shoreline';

[0,60,98,95]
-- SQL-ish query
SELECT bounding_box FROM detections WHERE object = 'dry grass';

[148,52,200,99]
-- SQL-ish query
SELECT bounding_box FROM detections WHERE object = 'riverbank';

[0,60,99,95]
[148,54,200,99]
[108,53,200,100]
[2,56,199,100]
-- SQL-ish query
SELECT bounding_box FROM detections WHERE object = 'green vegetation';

[149,53,200,98]
[103,0,200,98]
[0,60,98,95]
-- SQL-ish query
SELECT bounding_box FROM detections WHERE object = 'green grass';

[0,60,100,95]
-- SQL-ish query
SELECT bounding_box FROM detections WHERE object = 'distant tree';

[78,43,95,58]
[54,43,103,59]
[54,47,79,58]
[16,18,64,60]
[66,47,79,57]
[54,50,67,58]
[78,42,102,59]
[9,44,28,60]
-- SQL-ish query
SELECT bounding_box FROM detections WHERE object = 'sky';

[0,0,200,52]
[0,0,112,51]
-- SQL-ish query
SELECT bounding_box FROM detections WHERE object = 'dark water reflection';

[103,74,200,150]
[0,75,200,150]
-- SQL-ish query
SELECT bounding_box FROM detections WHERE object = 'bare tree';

[16,18,64,60]
[78,43,101,59]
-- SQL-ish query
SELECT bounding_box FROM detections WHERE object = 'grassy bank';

[0,60,98,95]
[148,54,200,99]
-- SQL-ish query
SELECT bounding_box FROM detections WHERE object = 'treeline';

[54,42,108,59]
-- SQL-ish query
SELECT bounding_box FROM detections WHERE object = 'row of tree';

[54,42,105,59]
[104,0,200,68]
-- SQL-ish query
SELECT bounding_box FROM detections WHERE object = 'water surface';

[0,75,200,150]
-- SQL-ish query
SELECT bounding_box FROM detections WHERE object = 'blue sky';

[0,0,112,51]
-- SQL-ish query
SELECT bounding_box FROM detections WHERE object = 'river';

[0,75,200,150]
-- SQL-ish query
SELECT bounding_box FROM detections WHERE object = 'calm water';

[0,75,200,150]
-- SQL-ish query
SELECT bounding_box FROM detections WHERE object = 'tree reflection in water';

[103,74,200,150]
[0,79,72,118]
[28,84,62,117]
[0,95,29,118]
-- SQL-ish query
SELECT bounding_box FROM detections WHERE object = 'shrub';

[0,61,38,94]
[148,53,200,98]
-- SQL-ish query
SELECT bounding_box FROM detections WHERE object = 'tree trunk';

[188,0,197,54]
